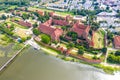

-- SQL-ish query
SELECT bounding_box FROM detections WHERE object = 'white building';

[97,11,117,17]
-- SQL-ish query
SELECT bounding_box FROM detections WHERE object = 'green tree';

[102,47,107,53]
[33,28,40,36]
[21,37,27,42]
[82,0,86,4]
[1,14,7,20]
[107,30,113,41]
[78,49,84,55]
[22,13,29,20]
[93,55,98,60]
[116,12,120,18]
[67,32,78,40]
[10,24,15,31]
[62,26,67,31]
[41,34,51,44]
[115,51,120,56]
[33,22,38,28]
[0,24,13,36]
[106,6,110,10]
[107,54,120,64]
[67,42,75,49]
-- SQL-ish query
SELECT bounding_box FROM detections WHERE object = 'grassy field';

[7,5,17,9]
[93,29,105,49]
[0,34,12,45]
[5,20,28,29]
[0,43,25,67]
[28,7,74,17]
[1,20,31,39]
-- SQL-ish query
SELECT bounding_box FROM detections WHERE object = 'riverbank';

[35,41,120,74]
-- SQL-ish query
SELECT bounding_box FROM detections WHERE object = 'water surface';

[0,47,120,80]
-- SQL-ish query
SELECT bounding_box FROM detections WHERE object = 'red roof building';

[48,10,73,25]
[38,19,63,41]
[18,20,32,27]
[114,36,120,49]
[52,19,69,26]
[71,21,90,39]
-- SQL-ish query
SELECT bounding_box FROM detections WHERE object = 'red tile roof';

[49,12,72,22]
[52,19,68,26]
[46,15,70,26]
[18,20,32,27]
[114,36,120,49]
[51,28,63,41]
[71,21,90,39]
[38,18,63,41]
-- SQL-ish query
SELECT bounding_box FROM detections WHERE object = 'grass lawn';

[15,10,29,14]
[0,19,31,39]
[0,34,12,45]
[65,56,74,61]
[83,53,94,59]
[59,43,67,49]
[28,7,74,17]
[5,20,28,29]
[107,50,116,54]
[69,48,78,55]
[41,47,58,56]
[8,5,17,9]
[12,17,21,21]
[0,12,6,16]
[0,43,24,67]
[7,43,24,57]
[0,50,5,57]
[2,19,28,29]
[93,29,105,49]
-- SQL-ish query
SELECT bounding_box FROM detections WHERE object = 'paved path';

[25,37,41,50]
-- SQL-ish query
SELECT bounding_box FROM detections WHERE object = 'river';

[0,46,120,80]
